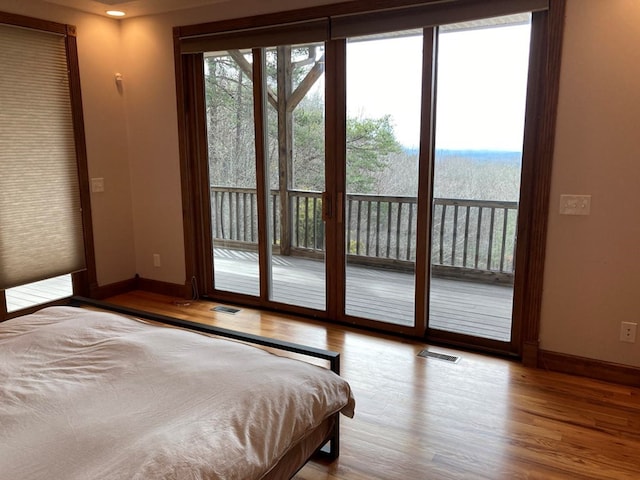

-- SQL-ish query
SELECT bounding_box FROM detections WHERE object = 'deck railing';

[211,187,518,282]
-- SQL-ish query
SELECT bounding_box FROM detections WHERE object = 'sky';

[345,22,532,151]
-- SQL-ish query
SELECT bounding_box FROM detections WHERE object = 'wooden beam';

[277,45,293,256]
[287,54,325,113]
[228,49,278,110]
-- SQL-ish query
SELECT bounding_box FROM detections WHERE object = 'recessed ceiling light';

[106,10,126,17]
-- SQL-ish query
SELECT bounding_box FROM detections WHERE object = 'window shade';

[177,0,549,52]
[0,24,86,290]
[331,0,548,38]
[180,19,329,54]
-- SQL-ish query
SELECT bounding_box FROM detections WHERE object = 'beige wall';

[118,15,184,284]
[540,0,640,366]
[2,0,640,367]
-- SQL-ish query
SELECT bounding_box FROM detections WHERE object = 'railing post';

[211,187,518,281]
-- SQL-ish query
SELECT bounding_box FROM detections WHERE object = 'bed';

[0,298,355,479]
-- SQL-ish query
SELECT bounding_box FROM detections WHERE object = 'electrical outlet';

[620,322,637,343]
[153,254,161,268]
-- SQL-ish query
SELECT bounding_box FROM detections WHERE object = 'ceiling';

[43,0,229,18]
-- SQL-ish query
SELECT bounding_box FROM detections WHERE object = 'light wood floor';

[106,291,640,480]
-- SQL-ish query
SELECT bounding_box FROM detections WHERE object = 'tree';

[205,54,256,189]
[204,50,404,195]
[345,114,402,193]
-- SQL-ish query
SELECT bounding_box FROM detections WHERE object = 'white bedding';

[0,306,354,480]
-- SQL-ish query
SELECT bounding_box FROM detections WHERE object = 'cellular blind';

[0,23,85,290]
[179,18,329,53]
[331,0,548,38]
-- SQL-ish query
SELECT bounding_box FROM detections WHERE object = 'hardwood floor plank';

[103,291,640,480]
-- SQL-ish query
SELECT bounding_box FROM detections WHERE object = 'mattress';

[0,306,355,479]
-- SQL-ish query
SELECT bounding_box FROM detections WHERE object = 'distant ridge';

[436,149,521,163]
[404,148,522,164]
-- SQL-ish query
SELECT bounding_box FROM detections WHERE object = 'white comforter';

[0,306,354,480]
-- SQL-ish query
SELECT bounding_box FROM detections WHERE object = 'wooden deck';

[6,251,513,342]
[214,249,513,341]
[5,274,72,313]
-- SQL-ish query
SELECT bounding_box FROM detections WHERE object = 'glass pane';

[265,43,327,310]
[430,15,532,341]
[345,30,422,326]
[5,274,72,313]
[205,50,260,296]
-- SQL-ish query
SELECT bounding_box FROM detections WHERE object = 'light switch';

[559,194,591,215]
[91,177,105,193]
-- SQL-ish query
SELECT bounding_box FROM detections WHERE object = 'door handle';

[322,192,343,222]
[322,192,331,221]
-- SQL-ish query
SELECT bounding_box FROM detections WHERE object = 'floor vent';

[211,306,241,314]
[417,350,460,363]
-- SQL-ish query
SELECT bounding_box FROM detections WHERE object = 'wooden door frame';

[324,39,346,322]
[421,4,566,359]
[514,0,566,365]
[332,29,434,338]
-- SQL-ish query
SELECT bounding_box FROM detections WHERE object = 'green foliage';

[291,100,325,191]
[347,240,362,255]
[294,198,324,249]
[346,115,402,193]
[204,54,256,188]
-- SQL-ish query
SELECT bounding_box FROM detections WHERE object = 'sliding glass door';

[178,0,560,357]
[201,18,532,341]
[264,43,327,310]
[343,30,423,328]
[204,42,329,313]
[429,15,532,344]
[205,49,261,297]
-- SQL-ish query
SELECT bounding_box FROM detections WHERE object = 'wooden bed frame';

[68,296,342,478]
